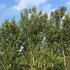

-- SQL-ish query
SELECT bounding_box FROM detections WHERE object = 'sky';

[0,0,70,23]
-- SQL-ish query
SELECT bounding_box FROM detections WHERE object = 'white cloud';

[43,4,51,12]
[66,0,70,6]
[0,3,5,10]
[42,4,55,18]
[66,0,70,9]
[0,7,18,21]
[0,0,52,21]
[66,0,70,10]
[12,0,49,11]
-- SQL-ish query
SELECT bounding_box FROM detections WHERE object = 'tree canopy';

[0,6,70,70]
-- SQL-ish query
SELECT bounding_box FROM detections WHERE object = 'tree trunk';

[44,58,46,70]
[62,47,67,70]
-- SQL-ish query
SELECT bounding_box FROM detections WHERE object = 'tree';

[0,6,70,70]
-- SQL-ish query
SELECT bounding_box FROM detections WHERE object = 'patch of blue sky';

[0,0,70,24]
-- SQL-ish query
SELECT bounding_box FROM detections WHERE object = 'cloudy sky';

[0,0,70,23]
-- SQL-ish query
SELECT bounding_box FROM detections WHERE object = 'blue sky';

[0,0,70,23]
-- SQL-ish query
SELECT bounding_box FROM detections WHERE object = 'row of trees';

[0,6,70,70]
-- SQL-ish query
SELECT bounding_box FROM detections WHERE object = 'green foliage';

[0,6,70,70]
